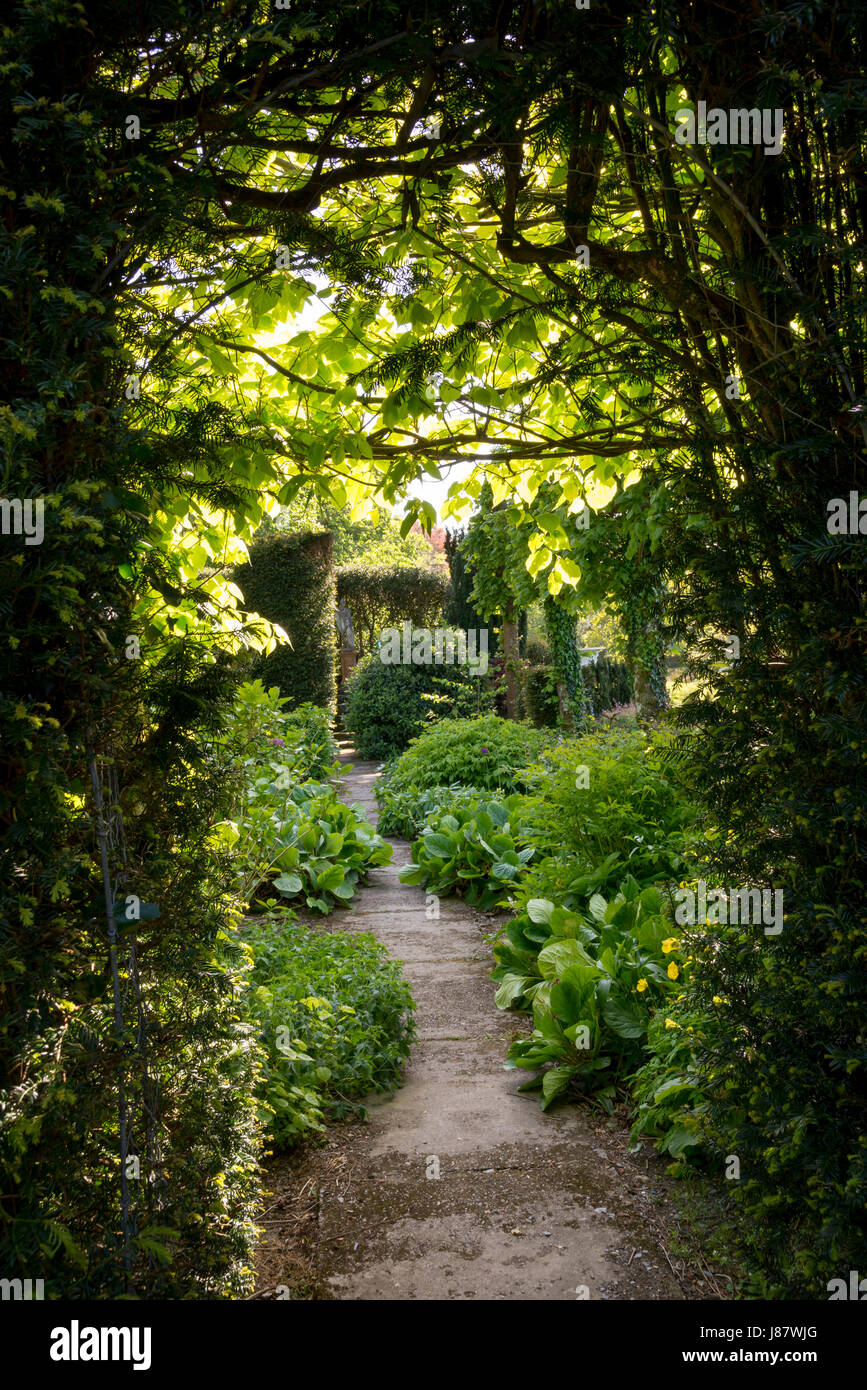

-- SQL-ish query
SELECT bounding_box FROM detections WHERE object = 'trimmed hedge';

[585,654,633,712]
[523,656,634,728]
[525,636,552,665]
[235,531,336,712]
[443,528,501,656]
[344,644,494,760]
[336,564,448,658]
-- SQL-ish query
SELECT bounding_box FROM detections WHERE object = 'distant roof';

[410,521,447,553]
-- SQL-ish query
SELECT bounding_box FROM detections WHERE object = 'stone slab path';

[294,743,698,1301]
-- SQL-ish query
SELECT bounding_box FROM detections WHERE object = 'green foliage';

[518,727,697,881]
[524,656,633,728]
[224,680,338,782]
[235,532,337,712]
[522,663,560,728]
[336,564,449,657]
[376,715,556,796]
[244,919,416,1148]
[579,609,628,661]
[443,528,499,652]
[209,684,390,913]
[544,596,588,726]
[375,781,490,839]
[569,479,670,715]
[399,796,535,911]
[0,647,266,1299]
[679,906,867,1296]
[495,880,687,1112]
[221,780,392,915]
[344,646,493,760]
[628,1003,708,1163]
[262,493,433,568]
[5,0,867,1303]
[525,637,552,665]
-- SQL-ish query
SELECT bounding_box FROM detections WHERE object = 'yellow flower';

[661,937,679,954]
[665,1018,677,1029]
[667,961,679,980]
[712,995,724,1005]
[636,978,648,993]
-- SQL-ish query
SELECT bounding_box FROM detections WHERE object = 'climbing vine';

[544,597,589,727]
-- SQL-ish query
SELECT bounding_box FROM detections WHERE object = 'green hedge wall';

[522,663,559,727]
[336,564,449,657]
[585,655,633,712]
[235,531,336,712]
[523,656,633,728]
[345,646,494,759]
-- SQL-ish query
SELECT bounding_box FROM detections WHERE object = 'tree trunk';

[555,678,574,730]
[631,655,669,721]
[502,609,520,720]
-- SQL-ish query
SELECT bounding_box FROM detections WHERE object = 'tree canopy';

[3,0,866,1298]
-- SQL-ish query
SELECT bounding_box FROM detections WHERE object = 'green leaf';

[423,832,456,858]
[494,974,533,1008]
[601,996,647,1040]
[662,1126,701,1156]
[527,898,555,924]
[541,1066,574,1109]
[550,977,586,1026]
[273,872,302,895]
[537,938,598,980]
[588,893,608,922]
[317,863,345,891]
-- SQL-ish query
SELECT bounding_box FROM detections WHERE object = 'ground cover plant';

[493,881,690,1114]
[243,918,416,1148]
[398,795,535,911]
[376,715,556,798]
[518,726,698,881]
[375,781,491,839]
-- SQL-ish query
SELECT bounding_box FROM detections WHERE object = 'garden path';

[300,741,696,1300]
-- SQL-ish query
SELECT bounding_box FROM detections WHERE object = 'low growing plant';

[213,778,391,913]
[375,780,491,838]
[243,917,416,1148]
[518,725,698,881]
[628,1002,708,1163]
[378,715,557,798]
[494,878,689,1111]
[398,795,535,911]
[206,683,390,912]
